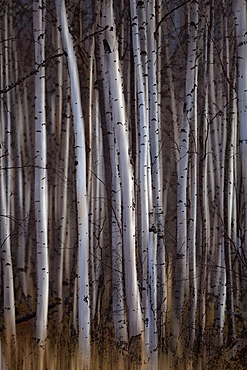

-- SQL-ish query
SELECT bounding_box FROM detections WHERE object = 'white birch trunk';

[0,7,16,357]
[55,1,90,366]
[173,2,198,355]
[33,1,49,361]
[235,0,247,259]
[186,4,198,348]
[146,0,164,349]
[95,13,126,340]
[155,2,167,343]
[0,148,16,355]
[11,20,28,300]
[100,0,143,339]
[130,1,158,363]
[207,16,226,343]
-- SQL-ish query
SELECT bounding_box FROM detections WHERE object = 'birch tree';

[33,2,49,367]
[55,0,90,367]
[235,0,247,260]
[0,5,16,366]
[98,0,143,340]
[0,1,246,369]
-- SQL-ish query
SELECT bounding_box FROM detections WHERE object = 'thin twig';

[155,0,192,38]
[15,298,62,325]
[0,51,66,94]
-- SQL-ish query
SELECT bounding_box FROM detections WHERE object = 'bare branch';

[0,51,66,94]
[155,0,192,38]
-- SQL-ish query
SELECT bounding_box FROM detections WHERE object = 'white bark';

[0,148,16,346]
[55,0,90,366]
[12,20,28,300]
[100,0,143,338]
[130,0,151,352]
[0,1,246,368]
[235,0,247,256]
[146,2,164,359]
[0,6,16,353]
[96,11,127,341]
[186,3,198,347]
[173,1,198,354]
[33,0,49,356]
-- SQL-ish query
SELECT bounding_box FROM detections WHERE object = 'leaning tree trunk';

[55,1,90,367]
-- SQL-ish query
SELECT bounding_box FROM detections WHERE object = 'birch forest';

[1,0,247,369]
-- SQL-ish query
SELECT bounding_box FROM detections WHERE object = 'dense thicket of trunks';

[0,1,246,369]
